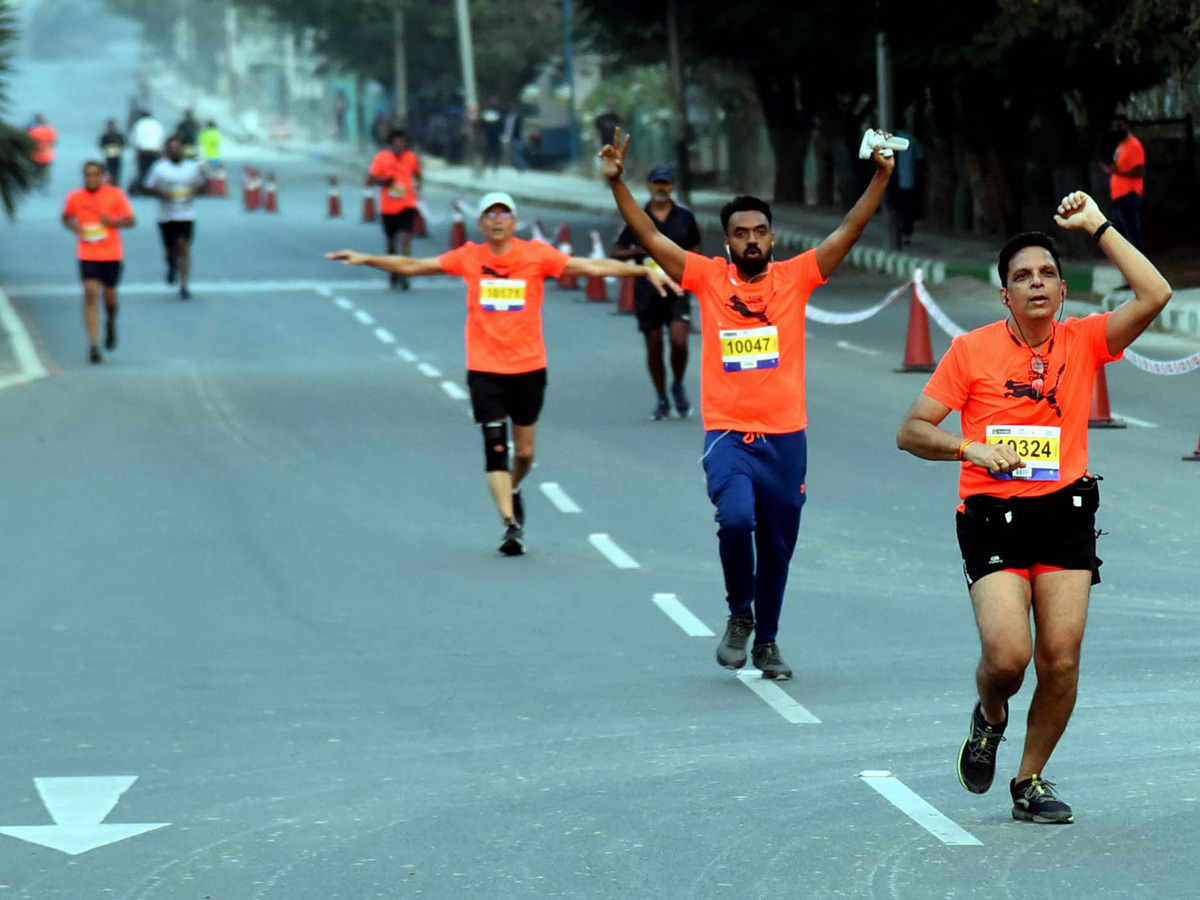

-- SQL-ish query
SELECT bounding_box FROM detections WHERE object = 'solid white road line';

[334,297,354,310]
[1109,411,1159,428]
[353,309,376,325]
[836,339,881,356]
[374,327,397,345]
[735,670,822,724]
[395,348,418,362]
[1,278,405,297]
[0,287,48,391]
[440,381,468,400]
[538,482,582,513]
[651,593,714,637]
[859,772,982,846]
[314,286,333,297]
[417,362,442,378]
[587,534,639,569]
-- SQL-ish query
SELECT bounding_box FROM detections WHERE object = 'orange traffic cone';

[1184,422,1200,461]
[617,274,635,313]
[327,176,342,218]
[556,223,578,289]
[449,207,466,249]
[896,278,936,372]
[361,188,376,223]
[207,165,228,197]
[1087,367,1126,428]
[243,167,260,211]
[263,172,278,213]
[585,230,608,302]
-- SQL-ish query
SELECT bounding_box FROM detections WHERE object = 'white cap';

[478,191,516,218]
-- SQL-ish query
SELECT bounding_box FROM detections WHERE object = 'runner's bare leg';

[969,572,1034,725]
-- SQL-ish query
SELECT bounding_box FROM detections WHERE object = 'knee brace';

[482,420,509,472]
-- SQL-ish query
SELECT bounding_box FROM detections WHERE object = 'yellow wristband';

[957,439,973,460]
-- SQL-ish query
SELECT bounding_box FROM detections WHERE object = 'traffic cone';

[243,167,260,211]
[327,176,342,218]
[1087,367,1126,428]
[556,223,578,289]
[585,230,608,302]
[263,172,278,213]
[1184,423,1200,461]
[449,206,466,249]
[207,165,228,198]
[896,274,936,372]
[617,275,635,313]
[361,187,376,222]
[412,204,427,238]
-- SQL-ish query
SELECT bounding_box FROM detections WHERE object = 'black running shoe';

[751,641,792,680]
[499,523,525,556]
[399,274,410,292]
[166,262,177,285]
[957,701,1008,794]
[104,320,117,351]
[671,381,692,418]
[511,488,524,527]
[716,614,754,669]
[1011,775,1074,824]
[650,398,670,421]
[89,345,102,364]
[179,286,190,301]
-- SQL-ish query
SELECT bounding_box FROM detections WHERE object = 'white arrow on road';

[0,776,169,855]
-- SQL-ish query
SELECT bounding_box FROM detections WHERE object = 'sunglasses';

[483,209,513,220]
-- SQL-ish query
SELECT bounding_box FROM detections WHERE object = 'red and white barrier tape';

[1122,348,1200,376]
[807,284,908,325]
[913,278,967,338]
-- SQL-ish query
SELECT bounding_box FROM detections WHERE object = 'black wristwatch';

[1092,221,1114,243]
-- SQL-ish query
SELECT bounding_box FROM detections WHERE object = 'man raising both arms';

[896,192,1171,824]
[61,161,136,363]
[602,127,895,680]
[326,191,681,556]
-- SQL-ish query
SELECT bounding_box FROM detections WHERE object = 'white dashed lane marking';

[587,534,639,569]
[736,670,822,724]
[374,327,397,345]
[859,772,983,846]
[334,297,354,310]
[353,309,376,326]
[651,593,713,637]
[440,381,468,400]
[396,348,418,362]
[417,363,443,378]
[538,482,582,513]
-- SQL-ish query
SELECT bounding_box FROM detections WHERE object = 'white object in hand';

[859,128,910,160]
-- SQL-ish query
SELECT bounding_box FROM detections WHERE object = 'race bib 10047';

[985,424,1061,481]
[720,326,779,372]
[480,279,527,312]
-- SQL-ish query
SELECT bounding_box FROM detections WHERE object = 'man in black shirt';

[99,119,125,186]
[613,165,702,419]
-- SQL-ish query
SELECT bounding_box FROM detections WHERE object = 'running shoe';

[104,319,117,351]
[671,381,692,418]
[511,488,524,527]
[499,522,525,556]
[1011,775,1074,824]
[650,397,670,421]
[716,614,753,669]
[179,286,191,301]
[166,261,177,285]
[399,274,410,292]
[88,345,102,364]
[389,272,399,289]
[751,641,793,680]
[957,701,1008,794]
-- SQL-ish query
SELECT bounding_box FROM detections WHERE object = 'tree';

[0,0,35,217]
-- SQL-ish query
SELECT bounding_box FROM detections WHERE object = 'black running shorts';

[466,369,547,426]
[158,220,195,246]
[78,260,123,287]
[955,475,1103,587]
[634,287,692,334]
[382,209,417,238]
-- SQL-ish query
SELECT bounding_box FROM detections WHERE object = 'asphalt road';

[1,10,1199,899]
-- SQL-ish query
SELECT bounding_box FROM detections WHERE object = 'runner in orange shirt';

[601,127,895,680]
[896,191,1172,824]
[325,191,681,556]
[1102,116,1146,253]
[61,160,137,363]
[27,114,58,189]
[367,129,422,290]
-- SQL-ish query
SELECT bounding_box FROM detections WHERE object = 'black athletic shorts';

[78,260,123,287]
[158,220,195,246]
[635,285,692,334]
[467,368,547,426]
[382,209,417,238]
[955,475,1103,588]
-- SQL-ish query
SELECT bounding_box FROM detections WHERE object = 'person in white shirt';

[130,110,165,194]
[144,137,205,299]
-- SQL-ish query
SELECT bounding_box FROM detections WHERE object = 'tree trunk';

[751,65,811,203]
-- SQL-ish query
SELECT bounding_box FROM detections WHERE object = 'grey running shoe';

[1011,775,1074,824]
[499,523,525,556]
[650,397,670,421]
[671,381,692,418]
[511,488,524,527]
[957,701,1008,794]
[716,614,753,669]
[179,286,191,300]
[751,642,792,680]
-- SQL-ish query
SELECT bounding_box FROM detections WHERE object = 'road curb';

[0,286,50,391]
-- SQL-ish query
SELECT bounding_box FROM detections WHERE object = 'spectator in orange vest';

[27,113,58,188]
[1102,116,1145,253]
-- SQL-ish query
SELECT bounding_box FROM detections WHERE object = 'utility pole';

[563,0,579,165]
[666,0,691,203]
[876,29,900,250]
[392,5,408,125]
[453,0,479,169]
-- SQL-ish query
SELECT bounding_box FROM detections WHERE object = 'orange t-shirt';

[28,124,57,165]
[437,238,570,374]
[923,313,1121,501]
[1110,136,1145,199]
[681,249,826,433]
[62,185,134,261]
[368,149,420,214]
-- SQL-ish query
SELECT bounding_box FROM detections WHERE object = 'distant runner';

[367,129,422,290]
[325,191,682,556]
[27,114,57,189]
[99,118,126,186]
[144,137,205,300]
[61,161,136,363]
[896,192,1172,824]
